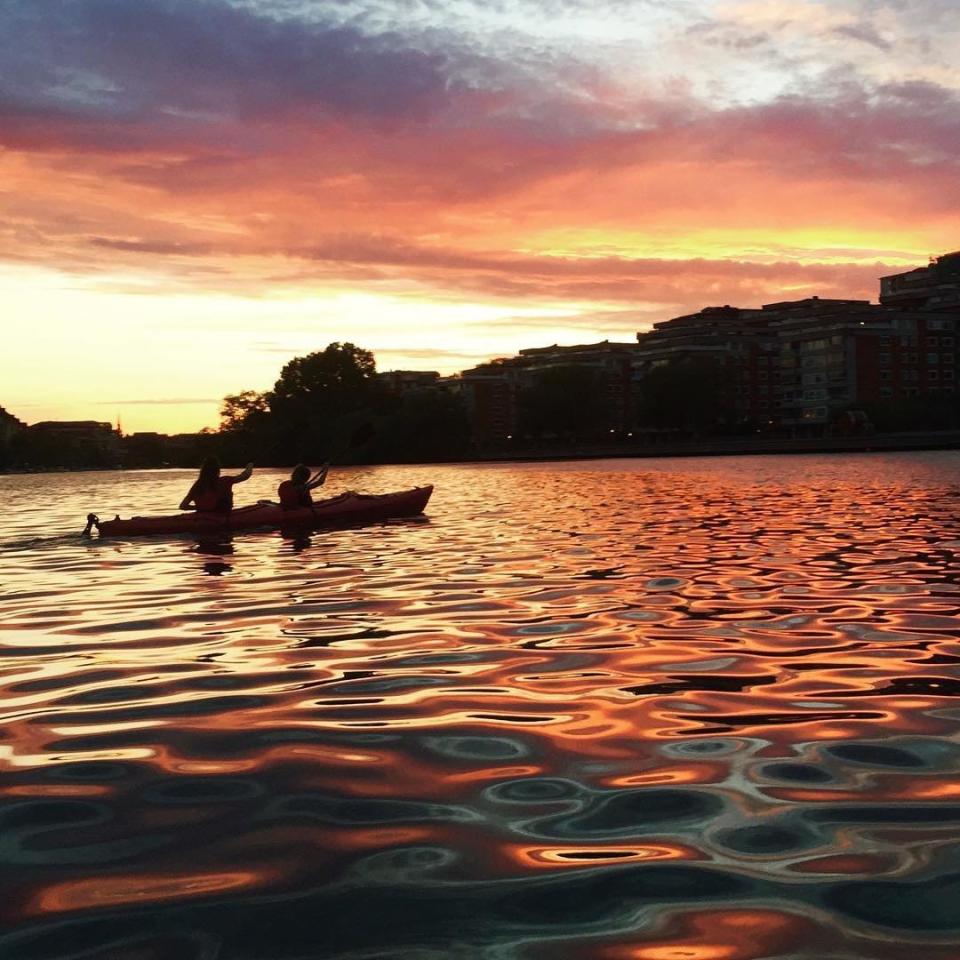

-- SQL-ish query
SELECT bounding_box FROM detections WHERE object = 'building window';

[929,370,939,381]
[880,336,891,346]
[927,353,940,365]
[941,337,954,347]
[905,353,918,364]
[880,386,893,398]
[880,371,892,381]
[944,370,955,381]
[927,337,939,347]
[903,387,920,397]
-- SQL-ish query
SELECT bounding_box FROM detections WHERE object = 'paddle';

[293,421,376,520]
[324,420,376,467]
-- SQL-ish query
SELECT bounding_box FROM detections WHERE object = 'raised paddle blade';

[346,421,376,448]
[325,421,377,465]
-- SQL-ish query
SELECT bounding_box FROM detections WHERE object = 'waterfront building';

[632,305,772,426]
[632,253,960,432]
[0,406,25,467]
[415,249,960,444]
[376,370,441,394]
[517,341,639,433]
[453,341,640,444]
[450,358,525,444]
[880,251,960,310]
[24,420,122,467]
[0,406,24,443]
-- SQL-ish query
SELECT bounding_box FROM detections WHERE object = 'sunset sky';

[2,0,958,432]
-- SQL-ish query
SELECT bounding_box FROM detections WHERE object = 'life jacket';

[195,477,235,512]
[278,479,312,511]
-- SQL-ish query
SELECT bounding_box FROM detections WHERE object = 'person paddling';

[180,457,253,513]
[278,463,328,511]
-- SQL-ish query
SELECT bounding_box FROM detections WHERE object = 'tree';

[0,406,23,470]
[635,356,735,434]
[219,391,270,432]
[269,343,378,462]
[374,388,471,462]
[518,364,608,440]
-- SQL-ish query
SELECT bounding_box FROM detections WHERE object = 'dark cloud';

[90,236,214,255]
[685,20,774,51]
[270,237,891,306]
[0,0,454,147]
[833,22,892,51]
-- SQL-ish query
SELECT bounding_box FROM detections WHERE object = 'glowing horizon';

[2,0,958,432]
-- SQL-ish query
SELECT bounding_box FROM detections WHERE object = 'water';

[3,454,960,959]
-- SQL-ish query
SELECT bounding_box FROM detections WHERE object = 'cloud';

[1,3,958,348]
[833,21,892,51]
[0,0,457,153]
[89,237,214,256]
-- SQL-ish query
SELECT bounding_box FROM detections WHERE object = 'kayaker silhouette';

[180,457,253,513]
[278,463,328,511]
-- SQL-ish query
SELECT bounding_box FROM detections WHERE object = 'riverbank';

[4,429,960,474]
[467,429,960,463]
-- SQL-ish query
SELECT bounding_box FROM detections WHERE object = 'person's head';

[291,463,310,485]
[197,457,221,488]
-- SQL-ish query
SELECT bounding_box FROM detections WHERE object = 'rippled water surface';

[4,454,960,959]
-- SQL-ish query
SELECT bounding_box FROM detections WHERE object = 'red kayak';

[87,485,433,537]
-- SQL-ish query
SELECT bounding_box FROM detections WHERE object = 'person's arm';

[179,483,198,511]
[230,462,254,483]
[307,464,329,489]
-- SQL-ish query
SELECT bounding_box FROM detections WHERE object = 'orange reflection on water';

[788,853,895,875]
[509,842,704,869]
[444,764,543,783]
[7,461,960,954]
[604,762,728,788]
[31,869,273,915]
[3,785,112,798]
[326,826,436,850]
[601,909,820,960]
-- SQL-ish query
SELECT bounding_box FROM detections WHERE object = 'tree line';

[213,342,471,465]
[5,344,960,471]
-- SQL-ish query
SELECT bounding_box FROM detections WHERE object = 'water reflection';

[2,455,960,958]
[193,537,234,576]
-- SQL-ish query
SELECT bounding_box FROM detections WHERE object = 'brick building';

[409,249,960,444]
[880,251,960,310]
[632,254,960,431]
[451,341,639,444]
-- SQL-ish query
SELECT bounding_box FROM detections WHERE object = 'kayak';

[87,485,433,537]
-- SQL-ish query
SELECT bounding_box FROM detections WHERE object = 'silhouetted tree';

[518,364,608,440]
[635,356,735,434]
[220,391,270,432]
[862,394,960,433]
[373,388,471,462]
[217,390,275,463]
[268,343,378,463]
[0,406,22,470]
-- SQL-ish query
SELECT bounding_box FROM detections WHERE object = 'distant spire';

[116,412,123,437]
